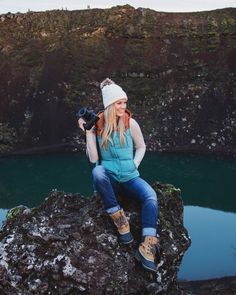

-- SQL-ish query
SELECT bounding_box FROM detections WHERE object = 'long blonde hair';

[101,103,126,149]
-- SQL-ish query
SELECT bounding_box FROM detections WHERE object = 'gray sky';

[1,0,236,14]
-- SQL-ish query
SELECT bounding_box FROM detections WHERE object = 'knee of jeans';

[92,165,106,182]
[147,189,158,204]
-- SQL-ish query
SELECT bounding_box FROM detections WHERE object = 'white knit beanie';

[100,78,127,109]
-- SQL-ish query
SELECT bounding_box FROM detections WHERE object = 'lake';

[0,152,236,280]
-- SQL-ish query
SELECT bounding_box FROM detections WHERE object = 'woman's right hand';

[78,118,86,131]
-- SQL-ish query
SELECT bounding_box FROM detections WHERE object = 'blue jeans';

[92,165,158,237]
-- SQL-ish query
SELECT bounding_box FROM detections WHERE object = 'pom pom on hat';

[100,78,127,109]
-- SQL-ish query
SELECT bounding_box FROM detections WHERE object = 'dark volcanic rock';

[180,276,236,295]
[0,6,236,156]
[0,182,190,294]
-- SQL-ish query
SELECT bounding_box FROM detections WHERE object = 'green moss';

[161,218,173,230]
[207,44,218,52]
[6,205,27,222]
[164,186,181,195]
[0,144,12,153]
[0,124,17,153]
[207,16,218,30]
[191,47,200,53]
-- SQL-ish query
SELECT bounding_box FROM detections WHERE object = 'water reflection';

[179,206,236,280]
[0,209,8,228]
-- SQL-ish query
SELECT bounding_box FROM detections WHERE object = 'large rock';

[0,182,190,294]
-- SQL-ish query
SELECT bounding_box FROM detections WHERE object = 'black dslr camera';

[77,107,99,130]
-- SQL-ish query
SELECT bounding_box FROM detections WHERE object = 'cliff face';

[0,183,190,294]
[0,6,236,155]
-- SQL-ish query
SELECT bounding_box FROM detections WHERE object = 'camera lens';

[78,107,87,117]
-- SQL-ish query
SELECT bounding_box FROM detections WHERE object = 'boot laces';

[145,238,157,256]
[115,214,128,228]
[147,244,156,256]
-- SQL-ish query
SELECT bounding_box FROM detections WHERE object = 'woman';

[78,78,159,272]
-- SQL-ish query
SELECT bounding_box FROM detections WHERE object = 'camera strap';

[95,129,102,165]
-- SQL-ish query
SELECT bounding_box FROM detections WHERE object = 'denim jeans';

[92,165,158,237]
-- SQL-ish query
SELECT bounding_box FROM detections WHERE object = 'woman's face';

[114,99,127,117]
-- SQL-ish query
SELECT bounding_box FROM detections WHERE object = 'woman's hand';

[78,118,95,134]
[78,118,86,131]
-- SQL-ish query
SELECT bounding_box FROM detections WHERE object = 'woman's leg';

[92,165,133,244]
[121,177,158,237]
[92,165,120,214]
[122,177,158,271]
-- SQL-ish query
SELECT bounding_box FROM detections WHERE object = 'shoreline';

[1,142,236,159]
[179,275,236,294]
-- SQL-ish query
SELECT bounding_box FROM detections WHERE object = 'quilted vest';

[95,110,139,183]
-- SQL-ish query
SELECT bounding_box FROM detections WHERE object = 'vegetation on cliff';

[0,6,235,155]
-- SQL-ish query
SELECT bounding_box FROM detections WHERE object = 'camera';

[77,107,99,130]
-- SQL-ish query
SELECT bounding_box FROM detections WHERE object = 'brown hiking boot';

[110,209,133,244]
[135,236,158,272]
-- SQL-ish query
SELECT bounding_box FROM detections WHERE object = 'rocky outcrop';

[0,6,236,156]
[0,182,190,294]
[180,276,236,295]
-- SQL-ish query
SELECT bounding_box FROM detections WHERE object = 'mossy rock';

[6,205,29,222]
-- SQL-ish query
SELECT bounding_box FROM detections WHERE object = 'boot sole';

[135,250,157,273]
[120,237,134,245]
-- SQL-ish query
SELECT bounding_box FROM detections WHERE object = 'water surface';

[179,206,236,280]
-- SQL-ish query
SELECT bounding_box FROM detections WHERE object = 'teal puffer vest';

[97,128,139,183]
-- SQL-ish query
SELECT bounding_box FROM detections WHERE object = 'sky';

[0,0,236,14]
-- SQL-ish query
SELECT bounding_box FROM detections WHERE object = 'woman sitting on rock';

[78,78,159,272]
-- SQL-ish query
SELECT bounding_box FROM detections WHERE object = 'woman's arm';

[86,131,99,163]
[130,118,146,168]
[78,118,99,163]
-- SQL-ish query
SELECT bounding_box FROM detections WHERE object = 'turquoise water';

[180,206,236,280]
[0,152,236,280]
